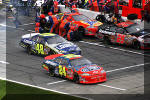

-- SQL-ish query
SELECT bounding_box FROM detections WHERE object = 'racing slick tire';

[103,36,112,45]
[77,26,85,40]
[133,41,141,50]
[72,31,82,41]
[27,46,32,55]
[73,73,80,83]
[48,66,55,77]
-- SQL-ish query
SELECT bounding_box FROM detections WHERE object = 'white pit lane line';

[47,80,67,85]
[0,24,35,32]
[106,63,147,73]
[18,23,35,26]
[98,84,126,91]
[0,61,9,64]
[79,41,144,56]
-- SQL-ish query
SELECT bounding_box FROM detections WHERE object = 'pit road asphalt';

[0,7,149,100]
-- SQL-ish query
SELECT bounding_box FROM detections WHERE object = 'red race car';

[54,12,103,40]
[42,54,106,84]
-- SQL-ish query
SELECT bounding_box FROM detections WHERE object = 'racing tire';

[73,73,80,84]
[77,26,85,40]
[133,41,141,50]
[27,46,32,55]
[72,31,81,41]
[48,67,55,77]
[103,36,112,45]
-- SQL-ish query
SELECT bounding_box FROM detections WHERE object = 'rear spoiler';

[44,54,64,60]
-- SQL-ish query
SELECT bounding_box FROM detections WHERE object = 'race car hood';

[47,42,80,53]
[73,20,102,28]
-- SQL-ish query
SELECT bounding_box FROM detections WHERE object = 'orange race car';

[53,12,103,41]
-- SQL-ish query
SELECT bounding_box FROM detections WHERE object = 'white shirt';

[35,0,45,7]
[22,0,28,1]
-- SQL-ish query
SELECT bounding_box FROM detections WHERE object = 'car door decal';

[116,34,125,44]
[35,43,44,55]
[59,65,66,77]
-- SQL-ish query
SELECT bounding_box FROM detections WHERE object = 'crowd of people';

[8,0,150,30]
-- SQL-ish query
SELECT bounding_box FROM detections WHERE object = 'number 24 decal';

[116,34,125,44]
[35,43,44,55]
[59,65,66,76]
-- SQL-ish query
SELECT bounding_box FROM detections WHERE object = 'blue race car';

[19,33,81,56]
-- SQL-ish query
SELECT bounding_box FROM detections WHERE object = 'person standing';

[21,0,29,16]
[34,0,44,17]
[47,12,59,33]
[10,5,21,28]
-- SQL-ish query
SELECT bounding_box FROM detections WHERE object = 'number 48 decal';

[116,34,125,44]
[35,43,44,55]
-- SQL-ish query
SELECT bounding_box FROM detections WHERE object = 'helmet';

[36,23,40,27]
[70,26,75,31]
[54,1,58,6]
[48,12,52,16]
[71,8,78,13]
[72,5,76,8]
[9,5,13,8]
[40,14,45,19]
[66,16,71,21]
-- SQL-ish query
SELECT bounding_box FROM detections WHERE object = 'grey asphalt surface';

[0,7,149,100]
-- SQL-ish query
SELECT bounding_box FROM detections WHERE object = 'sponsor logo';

[45,61,57,66]
[56,43,74,50]
[23,39,33,44]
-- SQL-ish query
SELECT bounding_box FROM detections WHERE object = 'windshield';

[126,24,143,33]
[130,29,150,37]
[72,15,91,21]
[46,35,67,44]
[70,57,92,67]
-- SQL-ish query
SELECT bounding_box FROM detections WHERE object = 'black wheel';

[103,36,112,45]
[73,73,80,83]
[133,41,141,50]
[48,67,55,77]
[27,46,32,55]
[77,26,85,40]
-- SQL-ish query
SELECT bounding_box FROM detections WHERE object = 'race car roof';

[39,33,56,37]
[44,54,82,60]
[117,21,135,28]
[61,54,82,60]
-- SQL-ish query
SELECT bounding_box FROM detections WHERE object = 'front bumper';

[19,41,27,49]
[79,73,106,84]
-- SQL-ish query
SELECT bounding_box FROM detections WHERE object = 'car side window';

[105,26,110,31]
[60,59,69,65]
[116,28,126,34]
[31,36,39,42]
[110,26,117,32]
[53,58,62,64]
[38,37,45,44]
